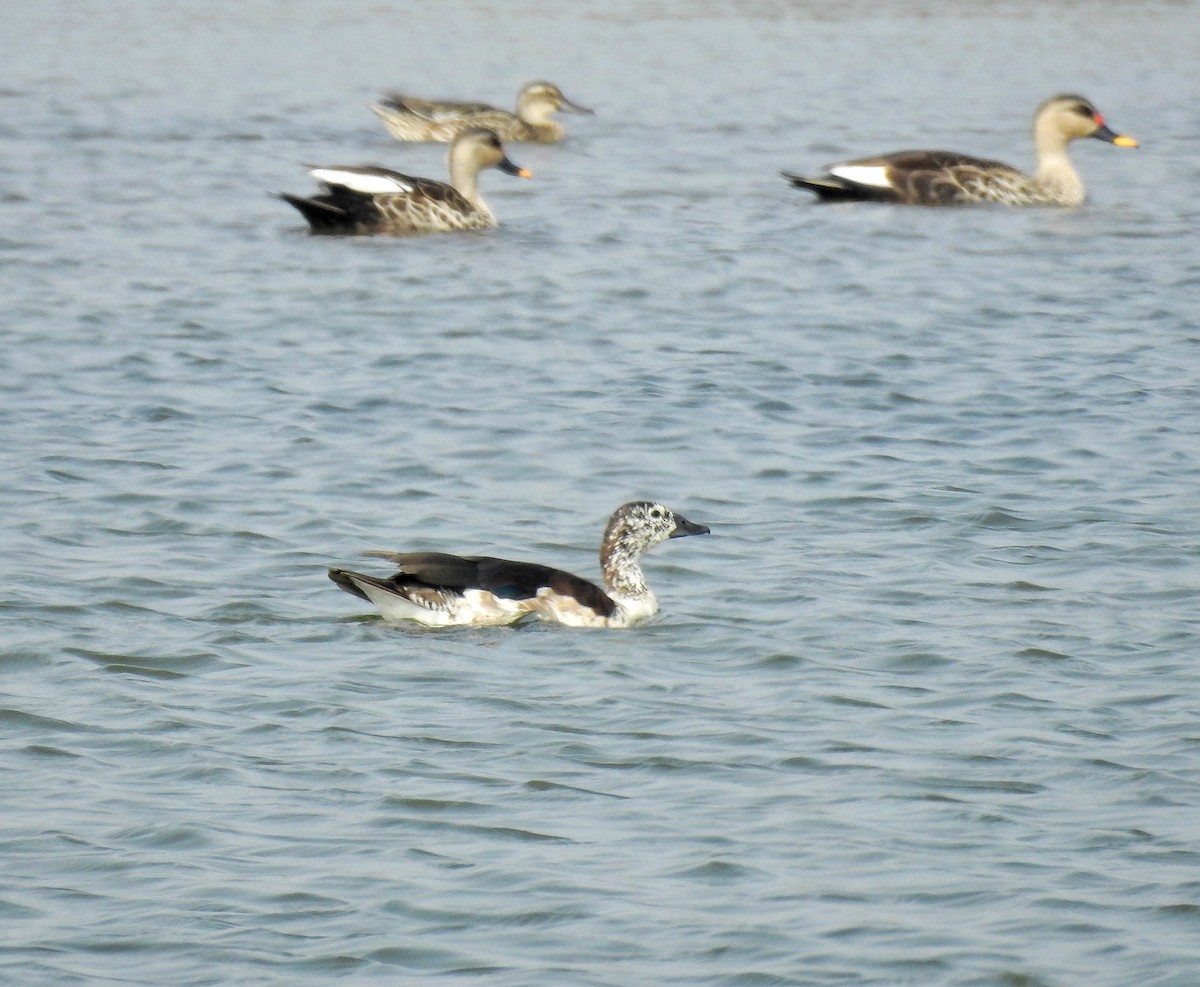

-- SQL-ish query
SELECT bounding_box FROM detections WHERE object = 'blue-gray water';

[3,1,1199,984]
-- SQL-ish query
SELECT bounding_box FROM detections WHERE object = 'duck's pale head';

[1035,94,1138,149]
[602,501,710,558]
[517,81,594,121]
[450,127,533,179]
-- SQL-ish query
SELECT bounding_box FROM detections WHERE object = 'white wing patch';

[829,164,893,189]
[309,168,413,195]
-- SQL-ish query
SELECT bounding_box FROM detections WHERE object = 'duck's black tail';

[781,171,889,203]
[328,568,380,601]
[278,192,352,233]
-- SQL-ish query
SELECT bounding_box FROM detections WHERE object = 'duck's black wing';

[364,552,616,617]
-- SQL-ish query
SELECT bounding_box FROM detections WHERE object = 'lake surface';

[2,1,1199,984]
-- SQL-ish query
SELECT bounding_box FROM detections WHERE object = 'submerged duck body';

[328,501,710,628]
[280,128,531,235]
[783,94,1137,206]
[371,80,592,143]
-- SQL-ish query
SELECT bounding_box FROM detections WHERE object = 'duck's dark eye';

[649,507,665,520]
[1074,103,1095,118]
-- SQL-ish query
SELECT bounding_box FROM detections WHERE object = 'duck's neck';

[600,534,654,607]
[1033,126,1085,206]
[447,151,482,205]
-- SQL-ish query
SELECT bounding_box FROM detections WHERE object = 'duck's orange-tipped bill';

[1091,121,1139,148]
[498,156,533,179]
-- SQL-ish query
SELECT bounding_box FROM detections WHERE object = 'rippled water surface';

[3,1,1200,984]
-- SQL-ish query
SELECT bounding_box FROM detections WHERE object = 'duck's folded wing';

[306,168,471,215]
[403,176,475,209]
[365,552,616,615]
[837,150,1025,203]
[380,94,499,118]
[307,165,417,195]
